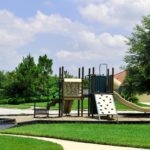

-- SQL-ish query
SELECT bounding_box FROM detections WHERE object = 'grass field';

[0,102,49,109]
[0,99,87,110]
[1,123,150,149]
[0,135,63,150]
[0,98,149,111]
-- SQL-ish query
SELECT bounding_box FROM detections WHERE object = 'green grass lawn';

[0,97,149,110]
[0,103,33,109]
[0,135,63,150]
[115,100,132,111]
[0,102,58,109]
[1,124,150,149]
[0,99,88,110]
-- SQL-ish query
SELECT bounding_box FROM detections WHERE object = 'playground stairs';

[49,99,60,107]
[34,99,60,118]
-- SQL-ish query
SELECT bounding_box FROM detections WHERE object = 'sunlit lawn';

[0,135,63,150]
[0,98,149,111]
[1,123,150,149]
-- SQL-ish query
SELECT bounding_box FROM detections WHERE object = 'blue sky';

[0,0,150,75]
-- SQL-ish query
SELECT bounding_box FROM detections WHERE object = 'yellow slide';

[113,78,150,112]
[114,91,150,112]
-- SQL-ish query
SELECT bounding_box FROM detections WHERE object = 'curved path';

[0,134,145,150]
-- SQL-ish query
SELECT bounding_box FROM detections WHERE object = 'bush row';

[0,95,54,105]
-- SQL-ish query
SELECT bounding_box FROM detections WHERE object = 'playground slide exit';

[113,78,150,112]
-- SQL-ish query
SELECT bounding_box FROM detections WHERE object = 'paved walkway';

[0,107,150,123]
[0,107,149,115]
[0,107,34,115]
[0,134,145,150]
[0,108,64,115]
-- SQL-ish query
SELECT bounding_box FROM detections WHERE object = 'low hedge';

[0,96,53,105]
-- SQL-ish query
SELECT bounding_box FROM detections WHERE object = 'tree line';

[0,54,59,104]
[121,15,150,102]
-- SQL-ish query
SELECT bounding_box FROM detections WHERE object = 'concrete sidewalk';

[0,108,33,115]
[0,107,68,115]
[0,108,150,123]
[0,107,149,115]
[0,134,146,150]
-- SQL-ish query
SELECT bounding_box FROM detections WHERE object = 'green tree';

[15,54,38,98]
[124,15,150,95]
[0,71,5,89]
[0,71,6,98]
[37,54,53,96]
[0,54,56,103]
[64,70,73,78]
[48,75,59,97]
[4,71,17,98]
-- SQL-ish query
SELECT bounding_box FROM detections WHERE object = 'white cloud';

[79,0,150,30]
[0,10,85,48]
[56,32,128,62]
[0,10,84,70]
[56,50,71,58]
[0,10,33,47]
[29,11,72,35]
[0,9,128,73]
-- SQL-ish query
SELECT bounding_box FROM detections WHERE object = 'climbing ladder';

[94,94,117,120]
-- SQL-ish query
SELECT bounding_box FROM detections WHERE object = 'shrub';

[0,99,8,104]
[8,97,25,104]
[24,96,51,103]
[128,96,139,103]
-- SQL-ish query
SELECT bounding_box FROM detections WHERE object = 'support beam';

[81,67,84,117]
[106,69,109,93]
[92,67,95,118]
[59,67,61,117]
[78,68,81,116]
[88,68,91,117]
[61,66,64,117]
[112,67,114,93]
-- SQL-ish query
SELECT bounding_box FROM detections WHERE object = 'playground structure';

[87,65,117,118]
[58,65,117,119]
[34,64,150,119]
[58,66,84,117]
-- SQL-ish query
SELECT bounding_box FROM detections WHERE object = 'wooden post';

[88,68,91,117]
[78,68,81,116]
[59,67,61,117]
[106,69,109,93]
[61,66,64,117]
[112,67,114,93]
[92,67,95,118]
[81,67,84,117]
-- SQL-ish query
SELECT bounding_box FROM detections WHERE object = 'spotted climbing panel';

[94,94,117,119]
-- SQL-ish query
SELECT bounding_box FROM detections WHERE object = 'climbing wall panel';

[94,94,117,115]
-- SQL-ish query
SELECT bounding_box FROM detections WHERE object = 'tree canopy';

[0,54,59,103]
[124,15,150,95]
